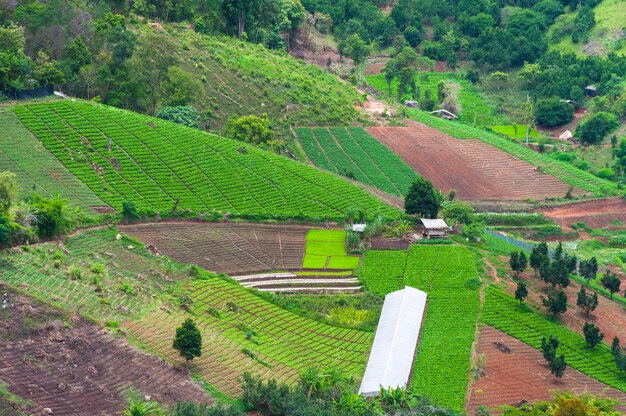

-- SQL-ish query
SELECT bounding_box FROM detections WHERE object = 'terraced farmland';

[119,222,309,276]
[124,278,373,397]
[0,228,187,322]
[296,127,419,197]
[367,123,585,201]
[302,229,360,270]
[0,292,210,415]
[14,101,397,220]
[404,110,616,195]
[0,109,105,210]
[357,250,407,296]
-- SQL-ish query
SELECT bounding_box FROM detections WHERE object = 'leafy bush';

[536,97,574,127]
[156,105,200,128]
[575,112,619,145]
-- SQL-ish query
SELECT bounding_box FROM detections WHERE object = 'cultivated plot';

[367,123,581,201]
[14,101,396,220]
[538,197,626,229]
[119,222,309,276]
[124,278,373,398]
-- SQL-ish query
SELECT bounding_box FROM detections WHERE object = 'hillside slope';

[0,109,104,209]
[13,101,396,220]
[133,26,364,134]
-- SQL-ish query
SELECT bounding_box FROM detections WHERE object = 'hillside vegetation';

[131,26,364,133]
[14,101,396,220]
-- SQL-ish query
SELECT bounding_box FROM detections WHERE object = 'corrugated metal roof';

[358,286,427,396]
[420,218,448,229]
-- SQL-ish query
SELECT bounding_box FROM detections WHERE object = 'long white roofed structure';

[358,286,427,396]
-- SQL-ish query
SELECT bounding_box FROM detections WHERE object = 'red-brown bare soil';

[466,326,626,413]
[0,290,210,415]
[366,124,576,200]
[119,222,309,276]
[539,198,626,229]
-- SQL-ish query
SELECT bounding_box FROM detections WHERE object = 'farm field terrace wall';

[366,123,582,201]
[123,277,373,398]
[404,110,616,195]
[0,109,104,210]
[13,101,398,221]
[296,127,419,197]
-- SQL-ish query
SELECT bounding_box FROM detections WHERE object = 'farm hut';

[359,286,427,397]
[559,130,573,140]
[351,223,367,233]
[404,100,419,108]
[429,109,458,120]
[584,85,597,97]
[420,218,450,239]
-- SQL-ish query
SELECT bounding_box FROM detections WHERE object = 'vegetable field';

[303,229,360,269]
[356,250,407,296]
[404,245,480,411]
[483,286,626,393]
[0,228,186,322]
[0,109,104,209]
[296,127,419,197]
[404,109,616,195]
[14,101,397,220]
[124,277,373,397]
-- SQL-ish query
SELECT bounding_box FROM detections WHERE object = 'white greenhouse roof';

[351,223,367,232]
[420,218,449,229]
[359,286,427,396]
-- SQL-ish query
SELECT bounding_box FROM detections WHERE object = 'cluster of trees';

[540,335,567,379]
[0,171,77,248]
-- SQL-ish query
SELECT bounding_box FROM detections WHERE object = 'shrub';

[156,105,200,128]
[575,112,619,145]
[536,97,574,127]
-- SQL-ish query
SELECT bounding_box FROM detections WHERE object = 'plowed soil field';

[539,198,626,229]
[0,290,210,415]
[466,326,626,413]
[366,123,580,201]
[119,222,309,275]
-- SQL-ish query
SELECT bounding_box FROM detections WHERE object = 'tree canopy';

[404,177,440,218]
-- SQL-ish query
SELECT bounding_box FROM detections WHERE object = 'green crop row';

[0,109,104,208]
[404,109,616,195]
[14,101,398,221]
[302,229,360,270]
[403,245,480,411]
[483,285,626,392]
[296,127,419,197]
[356,250,407,296]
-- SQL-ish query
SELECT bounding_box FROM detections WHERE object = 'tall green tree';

[579,257,598,286]
[583,322,604,348]
[515,281,528,305]
[173,318,202,366]
[541,290,567,317]
[600,270,621,299]
[0,24,30,91]
[576,287,598,318]
[0,171,18,214]
[404,177,440,218]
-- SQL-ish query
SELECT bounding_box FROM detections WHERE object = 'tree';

[341,34,369,85]
[530,242,548,277]
[442,201,475,226]
[0,171,18,214]
[518,252,528,273]
[121,201,140,222]
[600,270,621,299]
[33,52,65,88]
[575,112,619,145]
[173,318,202,366]
[541,335,559,363]
[222,114,278,149]
[549,354,567,379]
[579,257,598,286]
[583,322,604,348]
[156,106,200,128]
[576,287,598,317]
[541,290,567,317]
[509,251,519,274]
[0,24,31,91]
[515,281,528,305]
[161,66,203,106]
[404,177,440,218]
[536,97,574,127]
